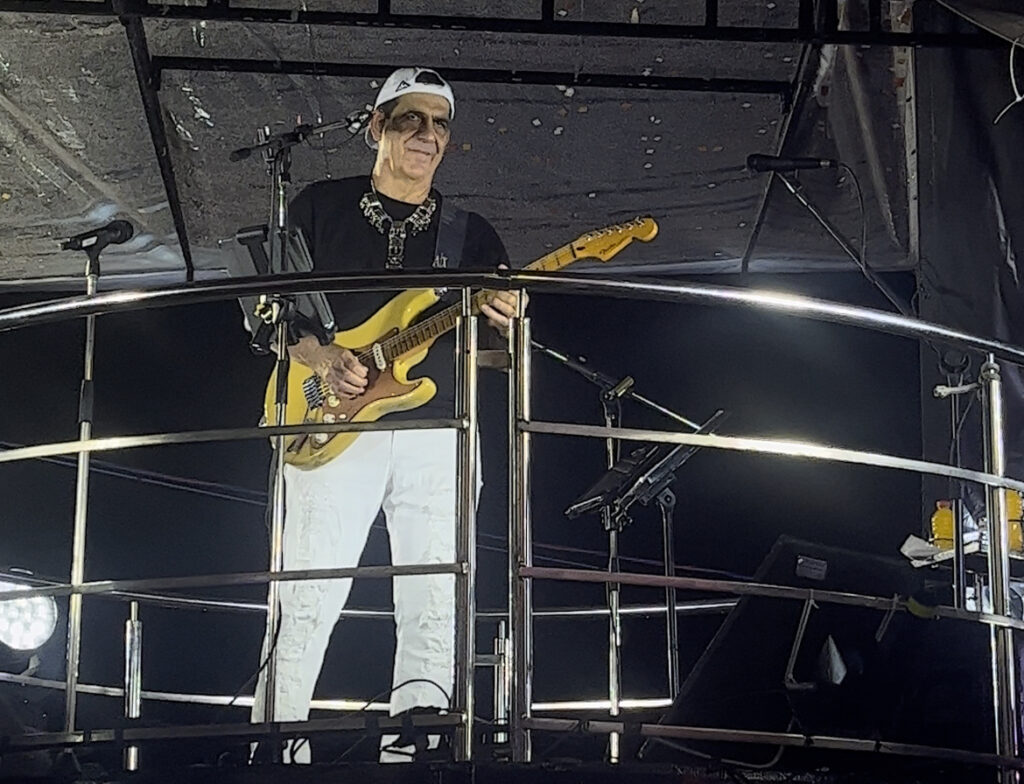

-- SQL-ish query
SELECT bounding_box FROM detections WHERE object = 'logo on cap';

[396,80,411,91]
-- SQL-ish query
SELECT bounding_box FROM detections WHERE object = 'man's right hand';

[318,345,369,398]
[290,337,369,398]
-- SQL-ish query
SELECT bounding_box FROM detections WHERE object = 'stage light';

[0,580,57,652]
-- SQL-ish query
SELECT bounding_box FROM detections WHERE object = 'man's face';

[373,93,451,185]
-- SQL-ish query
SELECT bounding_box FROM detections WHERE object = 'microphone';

[747,154,838,172]
[61,220,135,251]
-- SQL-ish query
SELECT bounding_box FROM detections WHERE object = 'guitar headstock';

[572,217,659,262]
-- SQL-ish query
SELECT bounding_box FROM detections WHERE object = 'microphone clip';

[602,375,635,401]
[933,382,979,399]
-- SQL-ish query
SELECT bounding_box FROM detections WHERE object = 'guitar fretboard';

[355,243,578,365]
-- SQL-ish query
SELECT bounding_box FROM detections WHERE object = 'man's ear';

[369,110,386,144]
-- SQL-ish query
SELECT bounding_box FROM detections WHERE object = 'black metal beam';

[0,0,1002,49]
[540,0,555,26]
[798,0,815,34]
[151,56,794,97]
[822,0,840,34]
[705,0,719,29]
[869,0,883,33]
[115,0,194,280]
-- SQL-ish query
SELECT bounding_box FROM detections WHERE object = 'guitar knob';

[323,413,336,424]
[327,395,340,407]
[313,433,328,445]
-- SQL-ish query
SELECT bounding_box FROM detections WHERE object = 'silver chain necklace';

[359,185,437,269]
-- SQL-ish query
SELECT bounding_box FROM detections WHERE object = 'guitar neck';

[381,243,578,361]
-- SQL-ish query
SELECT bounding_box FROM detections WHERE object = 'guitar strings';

[349,244,576,367]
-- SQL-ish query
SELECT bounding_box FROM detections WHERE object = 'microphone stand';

[229,117,353,163]
[533,339,702,754]
[532,340,701,431]
[775,170,975,609]
[600,384,624,764]
[232,124,310,762]
[233,120,341,762]
[58,229,126,770]
[774,172,910,318]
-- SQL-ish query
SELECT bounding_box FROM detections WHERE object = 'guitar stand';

[536,339,720,763]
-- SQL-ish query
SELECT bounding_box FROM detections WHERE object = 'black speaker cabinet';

[639,536,997,771]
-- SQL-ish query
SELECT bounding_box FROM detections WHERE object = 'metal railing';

[0,270,1020,777]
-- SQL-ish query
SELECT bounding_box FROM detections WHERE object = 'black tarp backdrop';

[0,270,922,762]
[917,3,1024,518]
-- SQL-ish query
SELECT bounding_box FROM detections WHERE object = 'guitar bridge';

[302,375,324,409]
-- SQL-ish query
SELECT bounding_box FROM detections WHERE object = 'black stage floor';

[0,760,1008,784]
[0,737,1008,784]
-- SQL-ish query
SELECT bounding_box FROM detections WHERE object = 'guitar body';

[264,287,441,470]
[260,216,658,471]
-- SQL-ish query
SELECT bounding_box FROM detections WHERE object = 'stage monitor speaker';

[638,536,995,770]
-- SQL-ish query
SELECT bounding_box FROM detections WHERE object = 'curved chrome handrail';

[2,270,1023,364]
[2,420,1021,492]
[3,271,1020,768]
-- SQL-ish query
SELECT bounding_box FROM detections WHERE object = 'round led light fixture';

[0,580,58,651]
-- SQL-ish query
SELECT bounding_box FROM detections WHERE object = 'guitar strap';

[433,198,469,271]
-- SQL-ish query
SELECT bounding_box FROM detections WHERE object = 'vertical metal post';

[493,619,509,745]
[64,260,98,733]
[508,312,533,762]
[123,601,142,771]
[980,355,1020,780]
[606,526,622,763]
[261,145,292,731]
[601,402,623,763]
[949,378,967,609]
[454,287,479,761]
[659,490,680,697]
[262,321,289,731]
[951,496,967,609]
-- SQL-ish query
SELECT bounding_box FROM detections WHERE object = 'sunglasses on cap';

[413,70,446,86]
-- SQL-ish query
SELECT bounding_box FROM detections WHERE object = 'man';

[250,68,521,763]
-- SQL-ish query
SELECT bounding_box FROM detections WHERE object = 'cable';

[3,440,748,580]
[839,162,868,283]
[994,34,1024,125]
[214,604,283,724]
[509,536,754,581]
[837,164,948,366]
[947,376,976,466]
[537,717,586,760]
[650,719,791,771]
[222,458,288,724]
[285,677,452,762]
[0,441,266,507]
[305,108,371,153]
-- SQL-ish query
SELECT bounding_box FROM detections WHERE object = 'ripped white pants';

[251,428,464,762]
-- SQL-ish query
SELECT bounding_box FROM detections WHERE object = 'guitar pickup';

[302,375,325,409]
[371,343,387,371]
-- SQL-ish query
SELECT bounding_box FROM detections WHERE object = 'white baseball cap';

[365,67,455,149]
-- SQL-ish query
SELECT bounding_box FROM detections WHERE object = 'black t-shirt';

[289,175,509,418]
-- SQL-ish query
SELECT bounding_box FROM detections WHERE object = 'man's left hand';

[480,265,529,336]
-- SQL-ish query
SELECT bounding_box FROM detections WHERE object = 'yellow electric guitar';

[265,216,658,469]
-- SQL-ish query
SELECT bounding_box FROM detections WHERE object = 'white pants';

[251,428,467,763]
